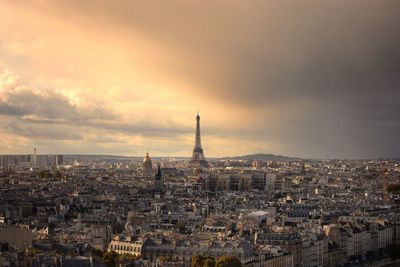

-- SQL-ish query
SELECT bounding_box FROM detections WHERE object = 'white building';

[108,235,144,256]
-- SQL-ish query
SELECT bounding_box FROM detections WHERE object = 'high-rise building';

[32,148,37,168]
[0,155,9,167]
[143,152,153,177]
[54,155,63,166]
[189,112,208,168]
[37,155,48,167]
[0,155,9,173]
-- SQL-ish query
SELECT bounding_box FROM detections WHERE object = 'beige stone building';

[108,235,144,256]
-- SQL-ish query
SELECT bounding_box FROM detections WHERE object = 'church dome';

[143,152,153,177]
[143,152,152,163]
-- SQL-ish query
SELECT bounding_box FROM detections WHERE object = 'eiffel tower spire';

[189,112,208,168]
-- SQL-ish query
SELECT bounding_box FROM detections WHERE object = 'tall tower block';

[33,148,37,168]
[189,112,208,168]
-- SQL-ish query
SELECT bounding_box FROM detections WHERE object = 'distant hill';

[61,153,297,162]
[219,153,298,161]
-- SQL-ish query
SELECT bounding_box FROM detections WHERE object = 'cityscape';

[1,113,400,267]
[1,1,400,267]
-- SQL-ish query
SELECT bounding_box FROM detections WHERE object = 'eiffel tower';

[189,112,209,168]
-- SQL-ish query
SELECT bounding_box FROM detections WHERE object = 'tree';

[387,183,400,193]
[176,222,187,233]
[203,256,216,267]
[387,244,400,260]
[192,255,216,267]
[54,170,62,178]
[89,246,104,258]
[216,255,242,267]
[192,255,205,267]
[103,250,118,267]
[119,253,139,263]
[38,170,52,178]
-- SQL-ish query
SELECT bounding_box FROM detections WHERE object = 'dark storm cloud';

[48,0,400,113]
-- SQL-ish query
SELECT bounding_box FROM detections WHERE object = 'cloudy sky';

[0,0,399,158]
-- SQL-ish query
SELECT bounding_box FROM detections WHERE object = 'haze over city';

[1,0,399,158]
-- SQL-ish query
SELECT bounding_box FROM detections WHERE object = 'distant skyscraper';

[143,152,153,177]
[54,155,63,166]
[32,148,37,168]
[0,155,8,166]
[0,155,9,173]
[189,112,208,168]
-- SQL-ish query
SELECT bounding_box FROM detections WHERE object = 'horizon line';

[1,153,398,161]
